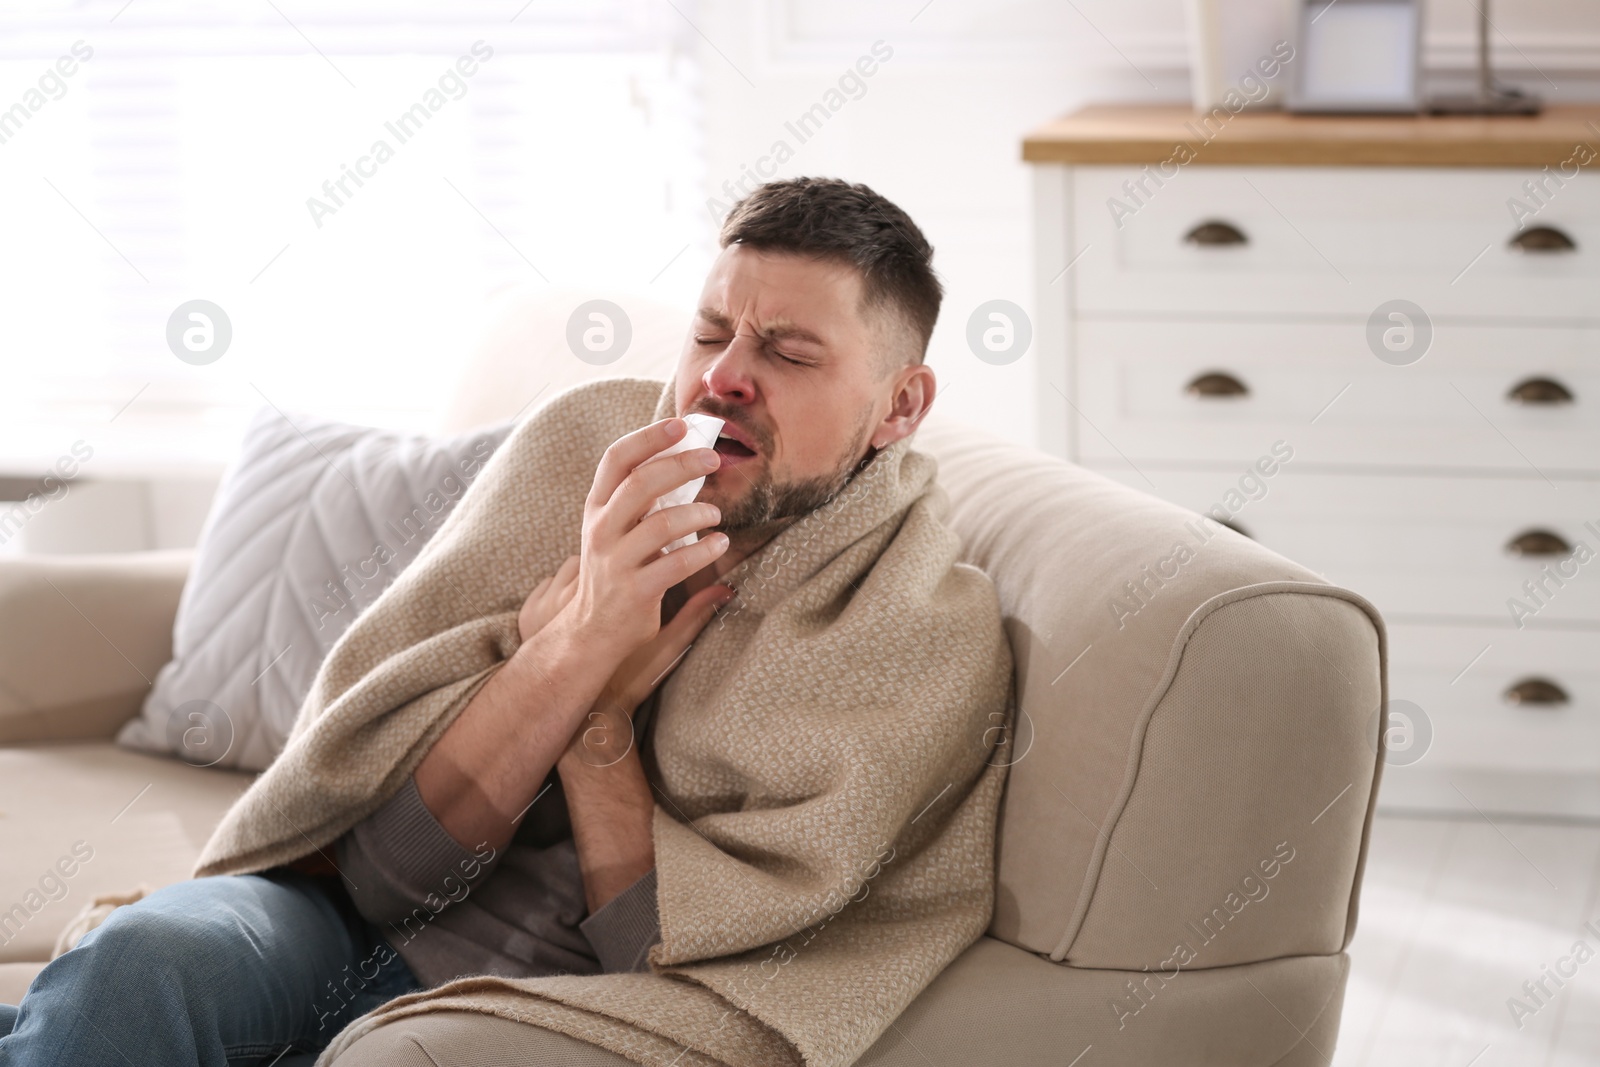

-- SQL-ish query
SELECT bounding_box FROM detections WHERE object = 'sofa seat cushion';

[327,937,1347,1067]
[0,743,252,963]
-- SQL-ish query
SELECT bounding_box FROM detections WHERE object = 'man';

[0,177,1007,1067]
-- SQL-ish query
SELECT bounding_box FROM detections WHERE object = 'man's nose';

[701,334,759,403]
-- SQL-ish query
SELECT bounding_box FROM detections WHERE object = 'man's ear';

[869,363,937,450]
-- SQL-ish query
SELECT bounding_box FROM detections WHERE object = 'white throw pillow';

[117,408,514,771]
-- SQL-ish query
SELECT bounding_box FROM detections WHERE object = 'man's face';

[675,244,915,534]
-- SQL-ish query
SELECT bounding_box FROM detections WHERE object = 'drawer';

[1071,319,1600,472]
[1081,467,1600,625]
[1383,623,1600,773]
[1071,166,1600,319]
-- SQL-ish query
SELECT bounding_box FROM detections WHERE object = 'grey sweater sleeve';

[580,866,662,973]
[336,772,663,974]
[334,774,499,926]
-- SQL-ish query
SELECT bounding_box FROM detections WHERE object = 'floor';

[1334,813,1600,1066]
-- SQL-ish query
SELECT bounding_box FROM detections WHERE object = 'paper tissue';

[644,413,724,553]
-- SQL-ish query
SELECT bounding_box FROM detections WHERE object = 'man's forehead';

[698,248,865,340]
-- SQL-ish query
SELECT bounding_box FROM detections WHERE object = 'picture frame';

[1288,0,1422,114]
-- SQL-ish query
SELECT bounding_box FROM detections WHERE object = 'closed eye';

[770,344,817,366]
[694,333,812,366]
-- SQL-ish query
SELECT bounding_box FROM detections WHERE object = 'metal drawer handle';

[1503,678,1569,706]
[1185,221,1248,247]
[1509,226,1577,253]
[1507,377,1574,405]
[1185,371,1249,398]
[1505,529,1572,557]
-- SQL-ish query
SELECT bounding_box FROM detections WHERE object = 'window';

[0,0,706,474]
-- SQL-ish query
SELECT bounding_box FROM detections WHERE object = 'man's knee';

[75,904,204,980]
[72,880,265,987]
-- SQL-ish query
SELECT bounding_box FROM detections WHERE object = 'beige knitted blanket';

[192,376,1014,1067]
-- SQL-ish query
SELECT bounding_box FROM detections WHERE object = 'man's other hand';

[561,579,734,769]
[518,554,580,644]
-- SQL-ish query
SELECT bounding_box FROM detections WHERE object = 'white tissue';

[645,413,724,553]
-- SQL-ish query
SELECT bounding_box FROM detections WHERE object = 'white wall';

[692,0,1600,448]
[20,1,1600,553]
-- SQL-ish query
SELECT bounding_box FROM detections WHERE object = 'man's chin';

[699,475,772,535]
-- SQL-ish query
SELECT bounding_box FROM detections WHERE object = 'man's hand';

[518,554,579,644]
[551,417,730,659]
[561,578,734,769]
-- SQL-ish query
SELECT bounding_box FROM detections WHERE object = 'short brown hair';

[718,178,942,368]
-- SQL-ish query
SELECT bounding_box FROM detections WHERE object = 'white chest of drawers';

[1026,107,1600,816]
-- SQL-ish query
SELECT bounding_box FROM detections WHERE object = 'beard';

[709,408,876,534]
[713,460,858,533]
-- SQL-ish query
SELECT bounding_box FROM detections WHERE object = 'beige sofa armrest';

[0,550,191,744]
[1058,582,1383,969]
[913,416,1384,970]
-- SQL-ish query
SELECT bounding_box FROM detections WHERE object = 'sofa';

[0,288,1386,1065]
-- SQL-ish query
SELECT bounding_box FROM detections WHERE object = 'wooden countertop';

[1023,104,1600,167]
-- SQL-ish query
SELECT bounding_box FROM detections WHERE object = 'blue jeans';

[0,870,423,1066]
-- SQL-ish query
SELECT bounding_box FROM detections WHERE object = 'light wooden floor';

[1335,814,1600,1066]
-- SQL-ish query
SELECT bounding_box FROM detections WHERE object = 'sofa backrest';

[438,286,687,434]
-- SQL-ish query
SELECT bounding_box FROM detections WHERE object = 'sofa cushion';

[324,939,1347,1067]
[0,551,190,745]
[0,743,251,963]
[116,408,514,771]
